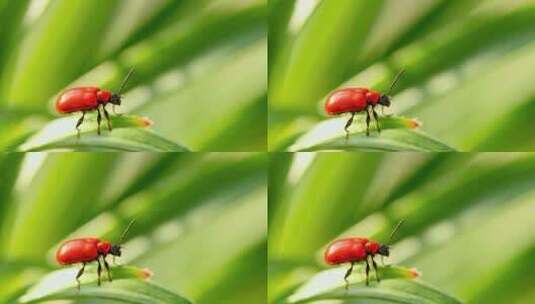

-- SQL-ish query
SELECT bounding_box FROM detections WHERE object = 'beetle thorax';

[365,91,381,105]
[97,90,112,104]
[365,241,380,254]
[97,241,112,254]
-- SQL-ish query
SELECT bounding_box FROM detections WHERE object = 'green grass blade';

[0,115,42,150]
[372,155,535,242]
[0,153,24,250]
[269,153,383,261]
[270,0,384,113]
[268,0,296,65]
[465,246,535,304]
[289,116,454,152]
[107,154,189,206]
[196,242,267,304]
[115,0,214,53]
[0,261,46,303]
[408,194,535,299]
[291,280,461,304]
[0,0,31,102]
[285,266,461,304]
[405,41,535,150]
[137,40,266,150]
[386,0,483,53]
[18,265,191,304]
[474,97,535,151]
[7,0,121,109]
[15,114,188,152]
[135,188,267,301]
[107,154,267,241]
[117,2,266,89]
[5,154,118,260]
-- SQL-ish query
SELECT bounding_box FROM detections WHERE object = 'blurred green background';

[269,152,535,303]
[269,0,535,151]
[0,0,266,151]
[0,152,267,303]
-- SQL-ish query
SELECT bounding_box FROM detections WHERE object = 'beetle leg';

[102,105,112,132]
[372,106,381,133]
[365,258,370,286]
[344,112,355,141]
[97,258,102,286]
[103,255,112,282]
[365,107,371,137]
[344,262,354,290]
[96,108,102,135]
[76,111,86,139]
[76,262,86,290]
[371,256,380,283]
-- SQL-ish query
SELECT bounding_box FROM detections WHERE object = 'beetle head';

[110,244,122,257]
[377,244,390,257]
[109,94,122,105]
[379,95,391,107]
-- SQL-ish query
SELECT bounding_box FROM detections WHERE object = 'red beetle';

[325,70,404,138]
[56,68,135,138]
[324,220,404,288]
[56,220,135,289]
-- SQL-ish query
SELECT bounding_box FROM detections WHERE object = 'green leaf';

[15,114,188,152]
[406,40,535,150]
[270,0,385,113]
[269,153,384,261]
[5,0,122,109]
[285,265,462,304]
[135,187,267,301]
[136,39,266,151]
[100,154,266,238]
[0,261,45,303]
[0,0,30,101]
[288,116,454,152]
[0,153,24,249]
[5,154,118,260]
[18,265,191,304]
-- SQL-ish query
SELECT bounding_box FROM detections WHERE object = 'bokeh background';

[0,0,266,151]
[0,152,267,303]
[269,0,535,151]
[269,152,535,303]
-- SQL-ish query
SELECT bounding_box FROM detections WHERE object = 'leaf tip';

[139,117,153,127]
[408,268,421,278]
[141,268,154,280]
[407,118,422,129]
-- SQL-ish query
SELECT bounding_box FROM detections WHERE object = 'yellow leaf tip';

[141,268,153,279]
[408,118,422,129]
[409,268,421,278]
[139,117,153,127]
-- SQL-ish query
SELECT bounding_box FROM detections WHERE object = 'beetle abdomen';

[56,87,100,113]
[325,88,369,115]
[56,238,100,265]
[324,238,367,265]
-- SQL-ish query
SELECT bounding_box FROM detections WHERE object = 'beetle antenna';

[386,219,405,246]
[386,69,405,96]
[118,219,136,245]
[117,68,135,95]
